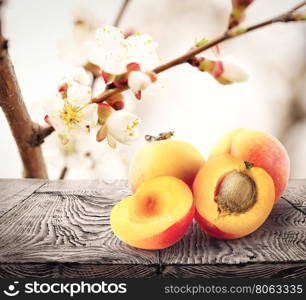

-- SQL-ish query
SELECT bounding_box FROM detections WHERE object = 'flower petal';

[106,110,140,144]
[128,71,152,92]
[67,83,92,107]
[63,67,91,86]
[126,33,159,70]
[92,25,128,74]
[107,133,117,148]
[221,59,249,83]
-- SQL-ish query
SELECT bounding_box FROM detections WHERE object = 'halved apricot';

[193,154,275,239]
[111,176,194,250]
[210,128,289,201]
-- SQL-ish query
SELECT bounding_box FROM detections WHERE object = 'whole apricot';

[129,140,205,192]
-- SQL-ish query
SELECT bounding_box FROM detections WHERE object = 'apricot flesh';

[129,140,205,192]
[111,176,194,250]
[210,128,290,201]
[193,154,275,239]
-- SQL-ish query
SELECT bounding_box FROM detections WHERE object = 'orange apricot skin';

[194,210,236,240]
[210,129,290,201]
[129,140,205,192]
[134,202,195,250]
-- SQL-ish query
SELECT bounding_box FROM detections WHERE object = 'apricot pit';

[217,171,257,213]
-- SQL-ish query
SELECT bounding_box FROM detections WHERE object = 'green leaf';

[244,161,254,169]
[235,27,247,35]
[196,38,209,47]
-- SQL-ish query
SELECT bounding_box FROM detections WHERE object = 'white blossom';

[128,71,152,92]
[66,82,92,107]
[105,110,141,145]
[62,67,92,86]
[89,25,159,75]
[46,69,97,144]
[125,33,160,71]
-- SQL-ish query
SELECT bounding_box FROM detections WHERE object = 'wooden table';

[0,179,305,278]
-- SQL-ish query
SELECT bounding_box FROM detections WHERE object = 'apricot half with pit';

[129,140,205,192]
[210,128,289,201]
[193,154,275,239]
[110,176,194,250]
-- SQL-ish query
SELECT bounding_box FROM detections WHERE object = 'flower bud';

[107,93,125,110]
[58,83,68,93]
[44,114,51,126]
[113,74,128,88]
[112,100,125,110]
[134,91,141,100]
[199,58,248,84]
[228,0,254,29]
[102,70,115,84]
[291,13,306,21]
[128,71,153,93]
[98,103,112,125]
[126,62,141,72]
[220,59,249,84]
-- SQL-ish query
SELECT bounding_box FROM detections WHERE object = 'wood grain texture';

[0,264,158,278]
[0,264,59,278]
[161,263,306,278]
[283,179,306,214]
[0,180,158,265]
[160,199,306,265]
[0,179,46,217]
[0,179,305,278]
[37,179,130,195]
[0,263,304,279]
[60,264,158,278]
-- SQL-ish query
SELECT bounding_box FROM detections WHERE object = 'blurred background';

[0,0,306,180]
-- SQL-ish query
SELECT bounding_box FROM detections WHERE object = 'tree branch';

[113,0,130,27]
[0,2,48,178]
[59,166,68,180]
[28,125,55,147]
[91,0,306,104]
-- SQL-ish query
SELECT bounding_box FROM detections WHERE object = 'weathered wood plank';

[161,263,306,278]
[282,179,306,214]
[160,199,306,265]
[0,179,305,279]
[59,264,158,278]
[0,264,158,278]
[0,179,46,217]
[37,179,130,196]
[0,189,158,265]
[0,264,59,278]
[1,263,305,278]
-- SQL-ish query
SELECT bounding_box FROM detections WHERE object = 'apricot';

[193,154,275,239]
[111,176,194,250]
[210,129,290,201]
[129,140,205,192]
